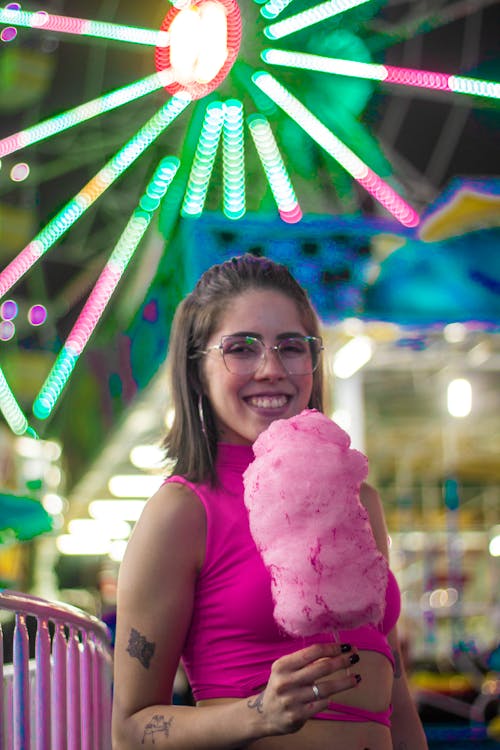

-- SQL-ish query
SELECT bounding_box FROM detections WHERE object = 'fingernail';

[340,643,352,652]
[349,653,360,665]
[355,674,362,684]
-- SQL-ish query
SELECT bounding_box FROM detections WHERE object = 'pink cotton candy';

[243,409,388,637]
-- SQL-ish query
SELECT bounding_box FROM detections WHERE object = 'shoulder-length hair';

[163,254,324,485]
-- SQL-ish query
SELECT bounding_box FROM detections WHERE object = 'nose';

[254,346,287,379]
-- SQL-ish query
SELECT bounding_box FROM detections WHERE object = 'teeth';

[248,396,288,409]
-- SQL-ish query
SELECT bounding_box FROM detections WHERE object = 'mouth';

[245,395,290,409]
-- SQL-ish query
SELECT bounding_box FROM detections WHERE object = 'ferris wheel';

[0,0,498,436]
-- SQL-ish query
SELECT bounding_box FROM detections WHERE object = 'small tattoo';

[392,649,402,678]
[247,692,264,714]
[126,627,155,669]
[142,714,173,744]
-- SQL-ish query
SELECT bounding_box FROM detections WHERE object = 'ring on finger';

[311,683,321,701]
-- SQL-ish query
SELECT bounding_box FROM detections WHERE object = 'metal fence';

[0,589,113,749]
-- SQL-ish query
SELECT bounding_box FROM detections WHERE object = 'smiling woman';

[111,253,428,750]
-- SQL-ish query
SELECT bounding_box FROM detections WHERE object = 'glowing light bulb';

[170,3,228,85]
[447,378,472,418]
[156,0,242,100]
[333,336,373,378]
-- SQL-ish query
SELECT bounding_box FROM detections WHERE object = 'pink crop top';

[165,443,401,726]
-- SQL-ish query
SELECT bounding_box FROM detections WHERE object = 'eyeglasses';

[198,334,323,375]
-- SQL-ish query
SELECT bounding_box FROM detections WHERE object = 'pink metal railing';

[0,589,113,749]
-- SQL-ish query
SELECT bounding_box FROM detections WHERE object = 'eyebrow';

[224,331,307,340]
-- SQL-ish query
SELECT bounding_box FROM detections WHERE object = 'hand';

[250,642,361,736]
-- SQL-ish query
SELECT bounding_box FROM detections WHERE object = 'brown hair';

[163,254,324,484]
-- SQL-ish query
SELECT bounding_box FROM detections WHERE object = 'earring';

[198,394,207,436]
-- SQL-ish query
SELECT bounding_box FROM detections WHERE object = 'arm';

[112,482,361,750]
[360,483,428,750]
[388,627,429,750]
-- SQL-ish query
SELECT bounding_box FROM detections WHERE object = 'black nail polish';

[355,674,362,684]
[349,653,360,665]
[340,643,352,652]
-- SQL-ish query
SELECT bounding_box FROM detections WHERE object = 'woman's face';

[201,289,315,445]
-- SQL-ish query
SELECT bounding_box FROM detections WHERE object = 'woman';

[112,254,428,749]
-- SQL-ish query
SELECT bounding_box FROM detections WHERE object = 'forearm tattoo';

[126,627,156,669]
[247,692,264,714]
[142,715,173,744]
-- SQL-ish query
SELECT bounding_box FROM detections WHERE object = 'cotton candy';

[243,409,388,637]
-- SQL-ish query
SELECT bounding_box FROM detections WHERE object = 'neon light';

[155,0,242,99]
[264,0,371,40]
[252,72,419,227]
[0,366,29,435]
[182,102,225,217]
[222,99,246,220]
[0,93,190,300]
[448,74,500,100]
[0,74,165,159]
[169,4,229,86]
[261,0,295,20]
[262,49,500,100]
[248,114,302,223]
[33,157,180,419]
[262,49,387,80]
[0,7,169,46]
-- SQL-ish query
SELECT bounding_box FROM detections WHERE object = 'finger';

[294,651,361,687]
[275,642,355,674]
[300,671,361,707]
[316,672,362,700]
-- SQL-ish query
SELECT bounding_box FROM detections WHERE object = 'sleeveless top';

[165,443,400,726]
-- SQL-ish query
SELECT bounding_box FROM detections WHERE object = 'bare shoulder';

[123,479,207,575]
[141,479,205,525]
[359,481,389,558]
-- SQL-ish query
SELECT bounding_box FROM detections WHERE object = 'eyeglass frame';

[194,334,324,375]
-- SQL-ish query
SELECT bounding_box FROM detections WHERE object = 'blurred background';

[0,0,499,745]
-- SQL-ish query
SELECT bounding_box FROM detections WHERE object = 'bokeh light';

[10,162,30,182]
[0,320,16,341]
[1,26,18,42]
[28,304,48,326]
[1,299,18,320]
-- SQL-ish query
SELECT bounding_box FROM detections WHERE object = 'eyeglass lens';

[220,335,321,374]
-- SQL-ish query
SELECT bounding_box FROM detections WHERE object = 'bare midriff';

[197,650,393,749]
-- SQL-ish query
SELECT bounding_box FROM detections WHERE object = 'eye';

[279,338,309,356]
[222,336,261,357]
